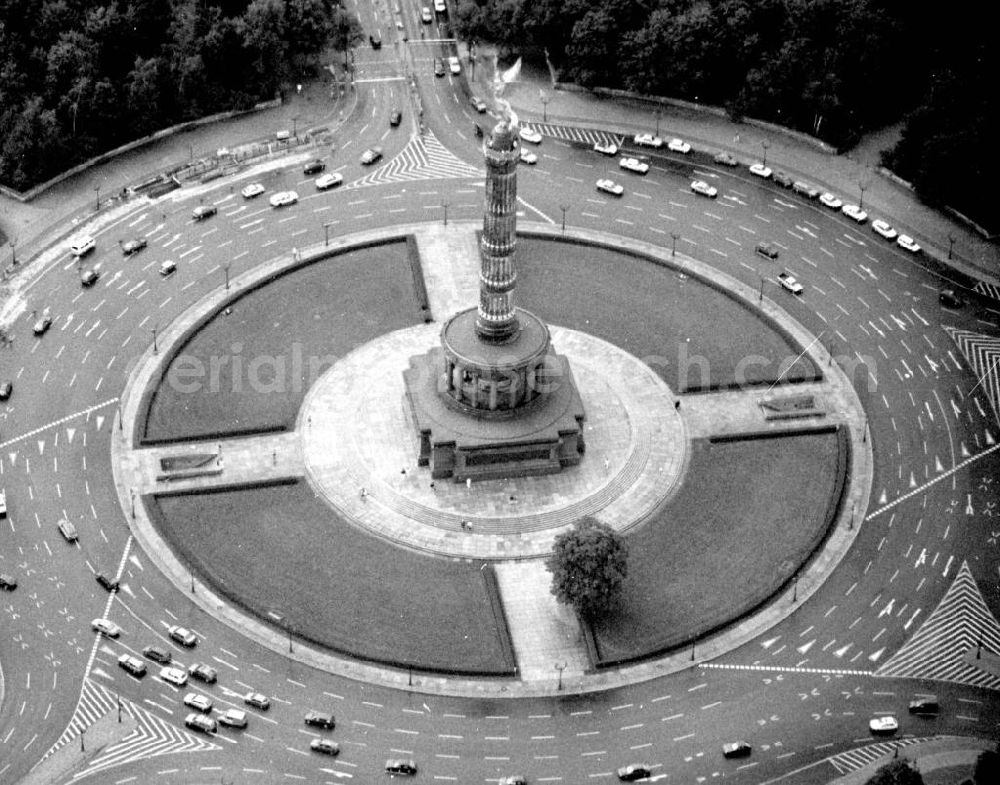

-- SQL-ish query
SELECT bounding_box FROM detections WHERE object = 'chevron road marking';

[875,561,1000,690]
[0,397,118,450]
[944,326,1000,424]
[345,130,482,188]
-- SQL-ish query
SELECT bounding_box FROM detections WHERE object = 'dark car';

[385,759,418,776]
[143,645,172,664]
[772,171,793,188]
[369,31,382,48]
[939,289,964,308]
[0,573,17,591]
[433,57,445,77]
[304,710,336,729]
[80,268,100,287]
[188,663,218,684]
[617,764,651,781]
[121,238,148,256]
[192,204,217,221]
[311,738,340,756]
[390,109,402,127]
[908,696,940,715]
[95,572,119,592]
[755,241,779,260]
[303,159,326,175]
[722,741,752,758]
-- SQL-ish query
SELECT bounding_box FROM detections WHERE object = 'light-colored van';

[792,181,819,199]
[70,235,96,256]
[159,260,177,276]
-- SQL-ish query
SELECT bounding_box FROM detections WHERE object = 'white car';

[185,713,217,734]
[619,157,649,175]
[596,178,624,197]
[241,183,265,199]
[434,0,446,11]
[519,127,542,145]
[594,141,619,156]
[220,708,248,728]
[869,716,899,734]
[69,235,96,257]
[519,149,537,165]
[168,625,197,647]
[690,179,718,198]
[749,163,772,179]
[420,6,432,22]
[777,272,804,294]
[448,56,461,75]
[244,691,271,710]
[633,133,663,148]
[159,666,188,687]
[819,192,843,209]
[91,618,121,638]
[897,234,921,253]
[841,204,868,223]
[871,219,898,240]
[315,173,343,190]
[667,138,691,154]
[183,692,213,713]
[118,654,147,677]
[269,190,298,208]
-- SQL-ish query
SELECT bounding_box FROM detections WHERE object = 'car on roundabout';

[315,173,343,190]
[871,219,898,240]
[33,313,53,336]
[57,518,77,541]
[219,708,248,728]
[519,149,537,165]
[304,710,336,729]
[908,695,940,715]
[188,663,218,683]
[755,241,780,259]
[1,573,18,591]
[310,738,340,756]
[619,157,649,174]
[842,204,868,223]
[869,716,899,735]
[617,763,651,781]
[143,645,171,664]
[121,237,147,255]
[690,179,718,198]
[748,163,772,179]
[777,271,804,294]
[191,204,217,221]
[433,57,445,76]
[448,56,461,74]
[184,713,217,734]
[159,666,188,687]
[69,235,96,257]
[819,192,843,209]
[95,572,119,592]
[897,234,921,253]
[714,151,738,166]
[80,268,100,287]
[633,133,663,148]
[168,625,197,647]
[389,109,402,126]
[361,147,383,165]
[269,190,298,208]
[183,692,213,713]
[722,741,752,758]
[667,138,691,153]
[519,126,542,145]
[241,182,265,199]
[939,288,964,308]
[596,178,624,197]
[244,691,271,710]
[117,654,146,677]
[303,159,326,175]
[0,381,11,400]
[385,759,418,776]
[594,140,619,156]
[421,6,432,22]
[91,618,121,638]
[470,95,488,113]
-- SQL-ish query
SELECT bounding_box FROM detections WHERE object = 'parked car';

[633,133,663,148]
[748,163,772,179]
[0,573,17,591]
[819,192,843,209]
[777,272,804,294]
[593,141,619,156]
[241,183,265,199]
[57,518,78,541]
[470,96,488,113]
[121,238,148,256]
[118,654,146,677]
[191,205,217,221]
[619,157,649,174]
[143,645,172,664]
[772,171,793,188]
[269,190,298,208]
[385,759,418,776]
[220,708,248,728]
[315,173,343,190]
[519,127,542,145]
[714,152,738,166]
[690,179,718,198]
[667,138,691,154]
[183,692,213,713]
[188,663,218,684]
[755,241,779,259]
[92,618,122,638]
[722,742,752,758]
[70,235,96,257]
[310,738,341,756]
[168,625,197,647]
[80,268,100,287]
[95,572,119,592]
[841,204,868,223]
[897,234,921,253]
[159,666,188,687]
[244,692,271,710]
[871,219,898,240]
[184,712,217,734]
[304,710,336,729]
[596,178,624,197]
[792,181,820,199]
[303,159,326,175]
[617,763,651,781]
[869,716,899,735]
[361,147,383,165]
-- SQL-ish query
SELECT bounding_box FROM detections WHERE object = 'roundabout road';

[2,6,1000,784]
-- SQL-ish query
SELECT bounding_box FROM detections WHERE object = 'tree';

[864,759,923,785]
[546,517,628,618]
[974,742,1000,785]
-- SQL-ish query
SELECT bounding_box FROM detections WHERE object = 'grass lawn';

[515,237,819,392]
[590,429,848,665]
[142,241,423,443]
[151,481,516,675]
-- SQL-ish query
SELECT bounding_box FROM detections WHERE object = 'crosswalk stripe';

[521,122,623,149]
[827,738,928,774]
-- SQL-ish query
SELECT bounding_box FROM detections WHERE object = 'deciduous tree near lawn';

[546,517,628,619]
[863,759,924,785]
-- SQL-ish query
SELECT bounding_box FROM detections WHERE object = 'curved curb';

[111,219,872,697]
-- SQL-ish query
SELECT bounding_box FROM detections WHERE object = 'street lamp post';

[761,139,770,168]
[222,263,231,292]
[554,661,567,690]
[540,93,550,123]
[10,239,15,266]
[858,180,869,211]
[792,573,799,603]
[670,232,680,257]
[442,202,449,226]
[94,185,101,210]
[292,115,300,139]
[947,233,956,260]
[559,205,568,233]
[130,488,136,519]
[324,222,334,247]
[655,109,661,137]
[151,326,158,354]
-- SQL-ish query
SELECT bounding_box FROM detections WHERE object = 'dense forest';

[0,0,362,191]
[453,0,997,228]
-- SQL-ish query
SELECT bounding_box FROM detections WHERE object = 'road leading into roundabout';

[2,35,1000,785]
